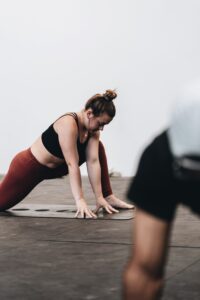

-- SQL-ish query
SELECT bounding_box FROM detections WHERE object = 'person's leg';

[0,148,48,211]
[98,141,113,197]
[98,141,133,208]
[42,163,68,179]
[123,208,172,300]
[0,144,119,210]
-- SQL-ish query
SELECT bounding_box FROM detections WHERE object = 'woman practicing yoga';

[0,89,133,218]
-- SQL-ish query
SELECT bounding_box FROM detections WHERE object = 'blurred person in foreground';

[123,79,200,299]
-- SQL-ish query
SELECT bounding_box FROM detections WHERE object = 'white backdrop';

[1,0,200,176]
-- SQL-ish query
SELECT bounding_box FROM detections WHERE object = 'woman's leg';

[98,141,113,197]
[98,141,134,208]
[0,149,48,211]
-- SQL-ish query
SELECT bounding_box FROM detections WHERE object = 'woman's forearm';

[68,164,84,203]
[86,159,103,200]
[86,159,119,215]
[68,163,97,219]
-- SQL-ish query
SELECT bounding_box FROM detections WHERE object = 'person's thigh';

[43,163,68,179]
[0,149,45,210]
[123,209,173,300]
[133,209,172,275]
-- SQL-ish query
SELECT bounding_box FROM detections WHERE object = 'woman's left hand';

[94,196,119,214]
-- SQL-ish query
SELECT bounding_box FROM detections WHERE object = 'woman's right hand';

[75,198,97,219]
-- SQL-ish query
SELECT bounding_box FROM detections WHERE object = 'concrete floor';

[0,176,200,300]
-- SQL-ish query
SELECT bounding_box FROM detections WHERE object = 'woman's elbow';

[66,160,79,169]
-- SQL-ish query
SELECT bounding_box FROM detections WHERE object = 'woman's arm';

[86,132,118,214]
[57,117,96,218]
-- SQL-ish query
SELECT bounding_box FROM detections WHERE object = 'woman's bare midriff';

[30,137,65,169]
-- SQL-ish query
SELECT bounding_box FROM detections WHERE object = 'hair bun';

[103,89,117,102]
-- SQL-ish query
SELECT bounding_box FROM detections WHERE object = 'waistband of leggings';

[26,147,51,170]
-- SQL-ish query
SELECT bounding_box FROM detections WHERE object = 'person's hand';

[105,194,134,209]
[75,198,97,219]
[94,196,119,214]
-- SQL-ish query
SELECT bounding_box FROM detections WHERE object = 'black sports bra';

[41,112,90,159]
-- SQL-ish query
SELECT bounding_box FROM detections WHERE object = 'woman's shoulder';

[53,113,78,135]
[54,112,78,123]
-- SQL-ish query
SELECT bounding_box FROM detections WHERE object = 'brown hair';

[85,89,117,118]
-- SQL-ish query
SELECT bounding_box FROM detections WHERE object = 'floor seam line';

[165,257,200,281]
[36,240,200,249]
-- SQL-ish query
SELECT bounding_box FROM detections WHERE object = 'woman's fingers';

[95,204,119,214]
[75,208,97,219]
[104,206,113,214]
[76,203,119,218]
[75,210,80,218]
[94,208,99,214]
[86,209,97,218]
[104,204,119,214]
[93,204,101,214]
[112,201,134,209]
[109,205,119,213]
[83,208,96,218]
[104,205,119,214]
[106,196,134,209]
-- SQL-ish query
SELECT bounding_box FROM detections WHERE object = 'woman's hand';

[75,198,97,219]
[105,194,134,209]
[94,196,119,214]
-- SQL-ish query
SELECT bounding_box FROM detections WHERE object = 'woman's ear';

[87,109,94,119]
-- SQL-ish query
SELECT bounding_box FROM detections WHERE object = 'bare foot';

[105,194,134,209]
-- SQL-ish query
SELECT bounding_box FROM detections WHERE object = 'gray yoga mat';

[0,204,134,220]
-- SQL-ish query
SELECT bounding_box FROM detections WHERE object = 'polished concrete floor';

[0,176,199,299]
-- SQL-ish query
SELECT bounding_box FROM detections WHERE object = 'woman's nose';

[99,125,104,131]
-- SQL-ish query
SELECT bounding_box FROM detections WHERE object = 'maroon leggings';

[0,141,112,211]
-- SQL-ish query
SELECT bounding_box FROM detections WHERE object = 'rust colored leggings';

[0,141,112,211]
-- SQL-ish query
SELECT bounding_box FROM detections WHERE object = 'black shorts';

[127,131,200,222]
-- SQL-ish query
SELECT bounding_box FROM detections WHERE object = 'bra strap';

[66,112,79,126]
[54,112,79,128]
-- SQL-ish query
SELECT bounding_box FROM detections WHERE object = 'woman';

[0,90,133,218]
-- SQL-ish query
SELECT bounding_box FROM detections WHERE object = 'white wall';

[1,0,200,176]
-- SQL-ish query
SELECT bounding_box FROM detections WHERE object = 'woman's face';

[86,111,112,132]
